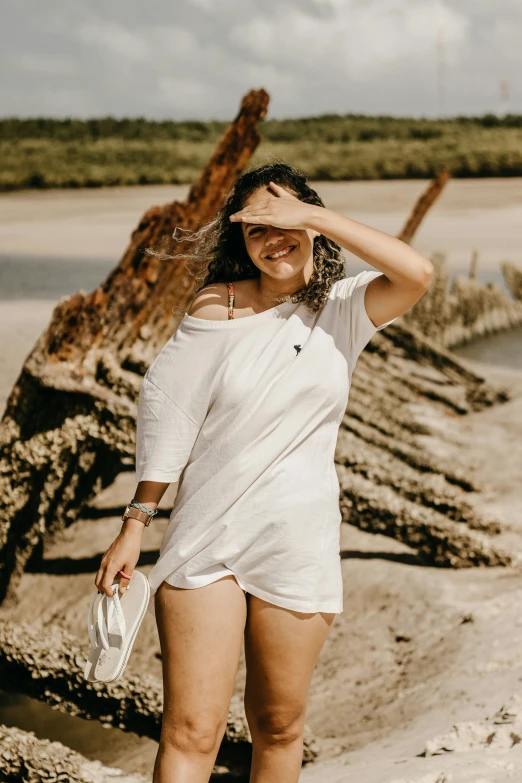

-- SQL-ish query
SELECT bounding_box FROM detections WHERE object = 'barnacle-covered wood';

[402,254,522,346]
[396,175,522,346]
[334,326,514,568]
[0,724,147,783]
[0,88,270,605]
[0,620,319,769]
[502,260,522,302]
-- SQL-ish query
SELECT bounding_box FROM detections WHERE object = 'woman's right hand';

[95,521,144,598]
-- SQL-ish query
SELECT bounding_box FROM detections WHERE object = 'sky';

[1,0,520,120]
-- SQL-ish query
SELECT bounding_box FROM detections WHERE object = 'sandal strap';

[88,584,127,652]
[108,584,127,641]
[87,591,99,648]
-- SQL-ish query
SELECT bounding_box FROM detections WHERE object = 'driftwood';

[397,169,450,244]
[0,620,319,771]
[402,254,522,347]
[0,89,270,605]
[0,724,147,783]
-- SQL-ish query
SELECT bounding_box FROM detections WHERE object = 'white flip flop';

[84,569,150,683]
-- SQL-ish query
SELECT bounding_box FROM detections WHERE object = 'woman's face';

[239,186,319,283]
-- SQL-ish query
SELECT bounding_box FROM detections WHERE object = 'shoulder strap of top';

[226,281,235,319]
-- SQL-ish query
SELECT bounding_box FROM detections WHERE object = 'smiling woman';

[145,161,348,314]
[110,161,434,783]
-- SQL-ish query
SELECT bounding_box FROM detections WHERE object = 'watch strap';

[122,505,152,527]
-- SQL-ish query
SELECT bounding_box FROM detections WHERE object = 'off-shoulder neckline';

[181,300,296,330]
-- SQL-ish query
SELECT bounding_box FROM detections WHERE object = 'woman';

[95,162,433,783]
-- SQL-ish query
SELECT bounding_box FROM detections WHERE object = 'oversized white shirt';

[136,270,396,617]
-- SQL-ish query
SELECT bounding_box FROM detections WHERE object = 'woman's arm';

[308,209,434,328]
[96,480,170,597]
[230,182,434,328]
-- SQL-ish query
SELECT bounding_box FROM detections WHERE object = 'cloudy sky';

[2,0,520,120]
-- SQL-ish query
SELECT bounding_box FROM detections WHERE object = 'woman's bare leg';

[153,575,247,783]
[243,596,335,783]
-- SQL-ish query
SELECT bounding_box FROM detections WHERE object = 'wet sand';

[1,178,521,272]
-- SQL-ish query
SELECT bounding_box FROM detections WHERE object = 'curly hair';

[146,160,347,314]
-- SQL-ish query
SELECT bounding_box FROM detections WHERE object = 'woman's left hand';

[229,182,320,231]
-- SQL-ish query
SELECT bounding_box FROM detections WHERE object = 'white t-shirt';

[136,270,396,617]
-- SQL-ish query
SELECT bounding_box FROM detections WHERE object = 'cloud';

[230,0,469,79]
[10,53,73,76]
[75,21,151,64]
[0,0,520,118]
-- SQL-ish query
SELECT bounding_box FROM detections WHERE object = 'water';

[453,326,522,370]
[0,254,115,300]
[0,254,512,302]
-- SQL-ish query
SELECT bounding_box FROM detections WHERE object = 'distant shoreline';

[3,168,522,194]
[1,114,521,191]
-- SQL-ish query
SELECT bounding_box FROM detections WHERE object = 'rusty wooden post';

[397,169,450,245]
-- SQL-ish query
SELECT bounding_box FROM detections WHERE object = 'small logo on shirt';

[294,344,302,355]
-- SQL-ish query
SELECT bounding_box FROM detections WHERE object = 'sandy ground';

[1,178,521,272]
[2,297,522,782]
[1,181,522,780]
[301,358,522,782]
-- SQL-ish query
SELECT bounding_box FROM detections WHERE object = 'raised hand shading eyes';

[230,182,319,232]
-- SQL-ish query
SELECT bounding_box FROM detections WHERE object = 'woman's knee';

[160,713,227,756]
[246,705,305,746]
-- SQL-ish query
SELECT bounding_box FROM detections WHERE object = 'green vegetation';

[1,114,521,191]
